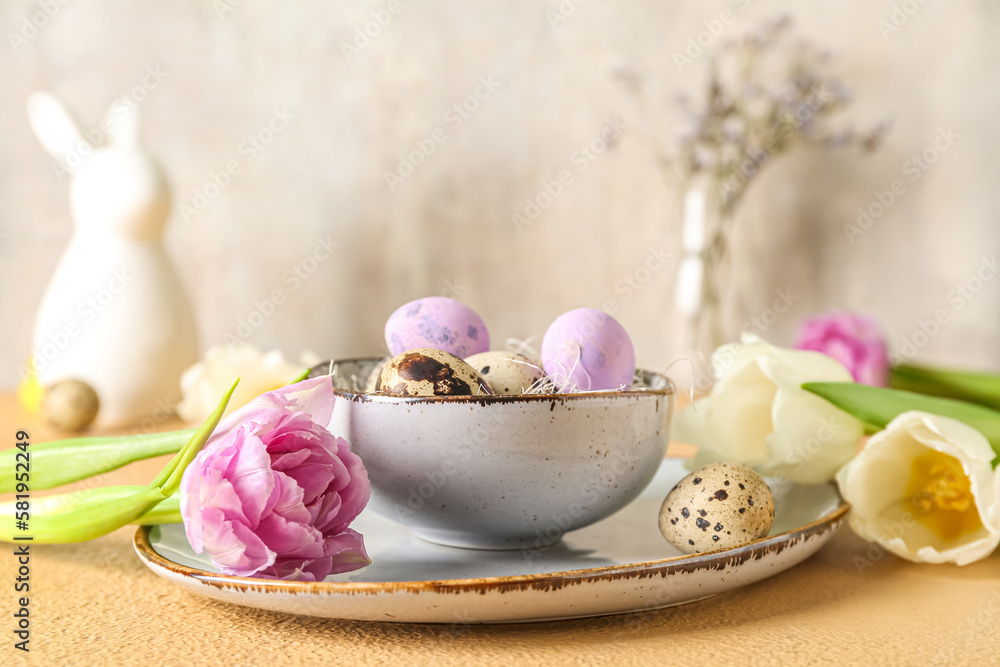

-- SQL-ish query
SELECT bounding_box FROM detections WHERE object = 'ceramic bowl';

[308,358,675,550]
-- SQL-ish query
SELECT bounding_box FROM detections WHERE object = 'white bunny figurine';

[27,92,199,427]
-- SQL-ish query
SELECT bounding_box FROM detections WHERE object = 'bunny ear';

[103,99,141,146]
[26,92,90,163]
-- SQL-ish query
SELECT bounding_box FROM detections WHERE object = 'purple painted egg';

[541,308,636,392]
[384,297,490,358]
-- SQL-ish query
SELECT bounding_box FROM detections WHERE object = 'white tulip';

[674,334,865,484]
[176,344,317,423]
[837,411,1000,566]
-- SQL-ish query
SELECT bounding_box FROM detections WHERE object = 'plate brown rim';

[133,498,849,596]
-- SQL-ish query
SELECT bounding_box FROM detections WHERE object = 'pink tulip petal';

[264,529,369,581]
[268,447,314,471]
[795,311,888,387]
[268,471,313,524]
[325,529,370,574]
[206,404,285,450]
[331,440,371,526]
[265,376,336,428]
[283,464,335,505]
[180,452,208,552]
[225,433,275,528]
[199,469,250,525]
[199,507,276,576]
[256,513,326,558]
[310,489,343,530]
[179,378,371,581]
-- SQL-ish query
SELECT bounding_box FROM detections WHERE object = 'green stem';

[0,487,182,528]
[160,380,237,496]
[133,498,181,525]
[12,488,168,543]
[0,430,194,494]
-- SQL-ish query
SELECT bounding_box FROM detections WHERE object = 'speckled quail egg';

[464,351,543,395]
[41,379,100,431]
[658,462,775,554]
[380,348,493,397]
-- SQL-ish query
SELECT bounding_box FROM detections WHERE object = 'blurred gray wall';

[1,0,998,388]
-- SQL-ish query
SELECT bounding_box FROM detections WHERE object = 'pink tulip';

[180,377,370,580]
[795,312,889,387]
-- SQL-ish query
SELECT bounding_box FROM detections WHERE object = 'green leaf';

[133,496,181,525]
[890,364,1000,411]
[0,379,238,544]
[0,430,194,494]
[289,367,312,384]
[158,379,238,497]
[802,382,1000,459]
[3,487,169,543]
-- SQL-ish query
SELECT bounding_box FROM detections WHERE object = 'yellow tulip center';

[906,451,981,541]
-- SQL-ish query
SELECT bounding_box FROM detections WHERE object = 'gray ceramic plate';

[134,458,847,624]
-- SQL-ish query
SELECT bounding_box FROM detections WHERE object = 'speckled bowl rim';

[133,498,848,596]
[308,357,676,405]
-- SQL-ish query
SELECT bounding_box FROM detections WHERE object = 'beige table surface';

[2,393,998,667]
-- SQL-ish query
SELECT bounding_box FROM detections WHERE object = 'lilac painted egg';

[384,297,490,358]
[541,308,636,393]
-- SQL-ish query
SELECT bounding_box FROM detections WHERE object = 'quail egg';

[464,351,543,395]
[41,379,100,431]
[658,462,775,554]
[380,348,492,397]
